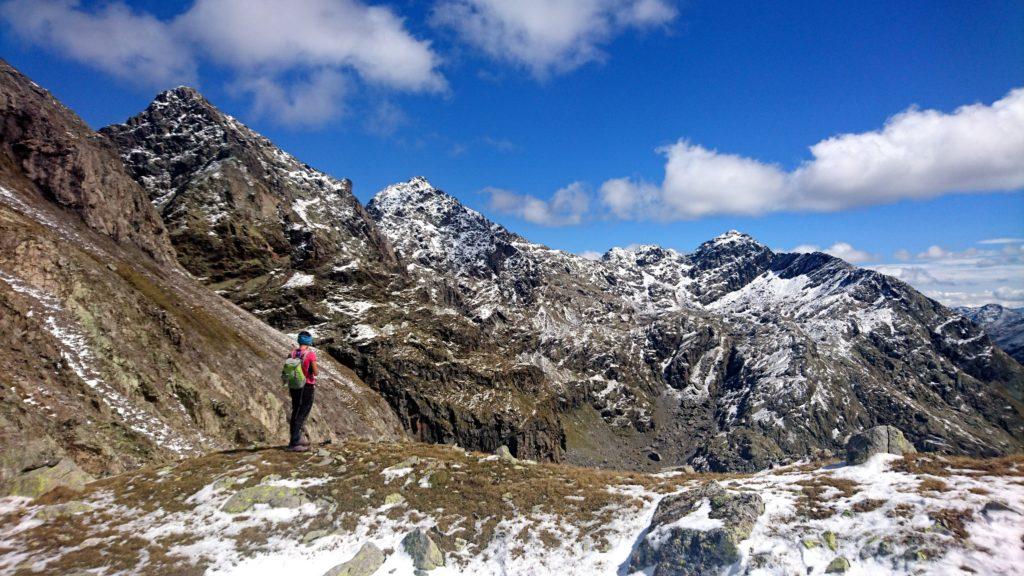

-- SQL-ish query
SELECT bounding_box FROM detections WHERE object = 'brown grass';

[893,454,1024,478]
[929,508,974,540]
[793,476,860,520]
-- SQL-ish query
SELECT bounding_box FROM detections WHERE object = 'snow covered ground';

[0,442,1020,575]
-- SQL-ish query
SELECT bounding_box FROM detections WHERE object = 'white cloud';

[978,237,1024,245]
[578,250,603,260]
[234,70,346,128]
[0,0,445,127]
[791,242,876,264]
[178,0,444,93]
[0,0,195,87]
[600,88,1024,219]
[431,0,676,78]
[486,182,591,226]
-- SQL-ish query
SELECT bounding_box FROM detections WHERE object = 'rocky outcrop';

[629,482,764,576]
[846,426,917,464]
[221,484,309,513]
[1,459,92,498]
[0,59,173,263]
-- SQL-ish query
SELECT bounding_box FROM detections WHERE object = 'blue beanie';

[298,331,313,345]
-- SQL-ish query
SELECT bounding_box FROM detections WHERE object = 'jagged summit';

[102,87,396,282]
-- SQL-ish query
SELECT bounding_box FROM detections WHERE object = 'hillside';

[0,59,403,495]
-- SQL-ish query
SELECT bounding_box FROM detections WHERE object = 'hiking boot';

[298,437,310,447]
[287,445,309,452]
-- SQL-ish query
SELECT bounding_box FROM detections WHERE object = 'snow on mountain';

[105,87,1024,473]
[957,304,1024,364]
[364,178,1023,470]
[101,86,396,284]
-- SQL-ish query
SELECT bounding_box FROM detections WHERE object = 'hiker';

[286,331,318,452]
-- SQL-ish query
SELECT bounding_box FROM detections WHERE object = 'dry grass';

[892,454,1024,478]
[793,476,860,520]
[917,477,951,494]
[929,508,974,541]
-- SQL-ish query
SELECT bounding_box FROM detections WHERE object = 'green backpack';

[282,351,308,389]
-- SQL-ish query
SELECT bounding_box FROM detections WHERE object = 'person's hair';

[297,331,313,345]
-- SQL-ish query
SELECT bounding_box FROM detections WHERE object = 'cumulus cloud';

[578,250,604,260]
[177,0,444,93]
[0,0,195,87]
[791,242,876,264]
[0,0,444,126]
[871,243,1024,308]
[431,0,676,78]
[600,89,1024,219]
[486,182,591,226]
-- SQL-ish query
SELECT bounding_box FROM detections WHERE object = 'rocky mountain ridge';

[0,59,402,496]
[107,86,1024,472]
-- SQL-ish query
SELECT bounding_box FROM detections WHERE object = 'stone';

[647,451,662,462]
[221,485,308,513]
[628,481,764,576]
[384,493,405,505]
[495,446,516,462]
[401,529,444,571]
[845,426,916,465]
[822,530,838,551]
[825,557,850,573]
[323,542,385,576]
[35,501,93,520]
[303,529,332,544]
[802,538,819,549]
[3,459,93,499]
[982,500,1017,516]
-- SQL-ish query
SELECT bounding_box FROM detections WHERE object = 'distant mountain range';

[956,304,1024,363]
[99,81,1024,472]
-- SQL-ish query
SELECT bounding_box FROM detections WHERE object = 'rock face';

[846,426,917,464]
[0,59,403,485]
[629,482,764,576]
[0,60,173,263]
[106,85,1024,472]
[324,542,385,576]
[957,304,1024,369]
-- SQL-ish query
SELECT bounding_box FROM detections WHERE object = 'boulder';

[495,446,517,462]
[401,528,444,571]
[323,542,385,576]
[628,482,764,576]
[2,459,93,498]
[826,556,850,573]
[845,426,916,465]
[221,484,309,513]
[35,501,93,520]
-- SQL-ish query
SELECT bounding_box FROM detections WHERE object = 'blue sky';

[1,0,1022,306]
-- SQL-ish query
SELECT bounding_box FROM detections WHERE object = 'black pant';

[289,385,315,447]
